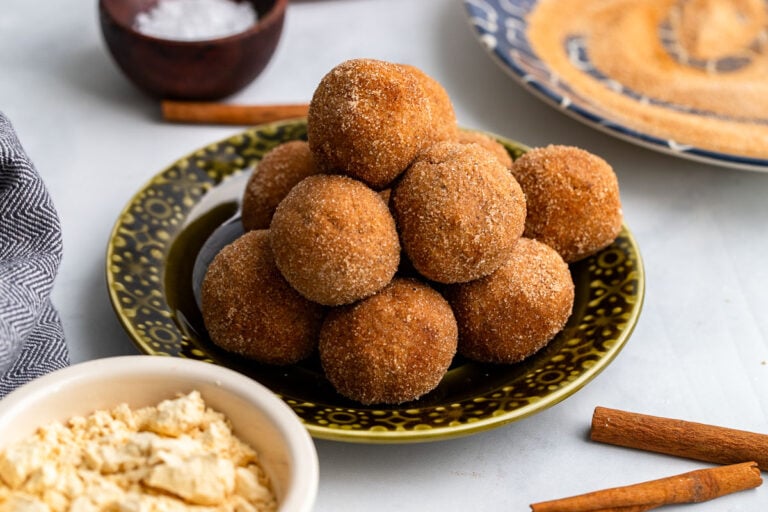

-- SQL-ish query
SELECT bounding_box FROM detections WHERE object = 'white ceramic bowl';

[0,355,318,511]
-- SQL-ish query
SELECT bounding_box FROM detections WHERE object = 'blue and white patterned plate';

[462,0,768,171]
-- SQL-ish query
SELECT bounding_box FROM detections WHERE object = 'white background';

[2,0,768,510]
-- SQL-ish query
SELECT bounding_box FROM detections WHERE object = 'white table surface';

[3,0,768,510]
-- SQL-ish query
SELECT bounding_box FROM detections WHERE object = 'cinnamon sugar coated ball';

[401,64,458,142]
[199,59,626,406]
[201,230,325,365]
[307,58,437,189]
[241,141,320,231]
[269,174,400,306]
[448,237,575,364]
[392,141,526,283]
[511,145,623,262]
[456,130,514,168]
[319,278,458,405]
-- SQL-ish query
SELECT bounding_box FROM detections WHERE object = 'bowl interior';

[101,0,284,39]
[0,356,317,509]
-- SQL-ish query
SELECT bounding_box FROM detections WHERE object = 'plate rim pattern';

[462,0,768,172]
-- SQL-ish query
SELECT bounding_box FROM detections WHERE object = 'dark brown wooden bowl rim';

[99,0,288,46]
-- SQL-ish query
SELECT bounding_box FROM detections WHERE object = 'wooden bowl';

[99,0,287,100]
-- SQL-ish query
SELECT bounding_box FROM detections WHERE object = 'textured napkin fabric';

[0,112,68,398]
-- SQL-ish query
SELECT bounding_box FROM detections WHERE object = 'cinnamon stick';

[591,406,768,470]
[529,461,762,512]
[161,100,309,125]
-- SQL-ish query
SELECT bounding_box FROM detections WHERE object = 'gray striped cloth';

[0,112,69,398]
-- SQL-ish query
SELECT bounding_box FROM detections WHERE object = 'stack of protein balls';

[201,58,623,405]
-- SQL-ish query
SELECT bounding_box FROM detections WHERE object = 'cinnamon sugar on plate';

[526,0,768,158]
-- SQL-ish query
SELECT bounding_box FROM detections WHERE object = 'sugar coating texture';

[307,58,437,190]
[319,278,458,405]
[448,237,575,364]
[269,174,400,306]
[511,145,623,262]
[241,141,321,231]
[401,64,459,142]
[0,391,276,511]
[674,0,766,60]
[201,229,325,364]
[392,141,527,284]
[456,129,514,168]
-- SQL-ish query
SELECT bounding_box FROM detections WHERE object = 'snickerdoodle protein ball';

[455,129,514,168]
[448,237,575,364]
[241,141,321,231]
[201,230,325,365]
[319,278,458,405]
[391,141,526,284]
[401,64,459,143]
[510,144,623,262]
[307,58,437,189]
[269,174,400,306]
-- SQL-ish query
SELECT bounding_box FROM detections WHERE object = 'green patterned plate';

[106,119,645,443]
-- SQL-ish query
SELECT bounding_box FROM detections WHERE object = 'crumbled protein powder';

[0,391,277,511]
[134,0,258,41]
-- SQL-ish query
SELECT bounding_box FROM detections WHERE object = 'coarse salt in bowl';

[134,0,259,41]
[0,355,318,511]
[99,0,288,100]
